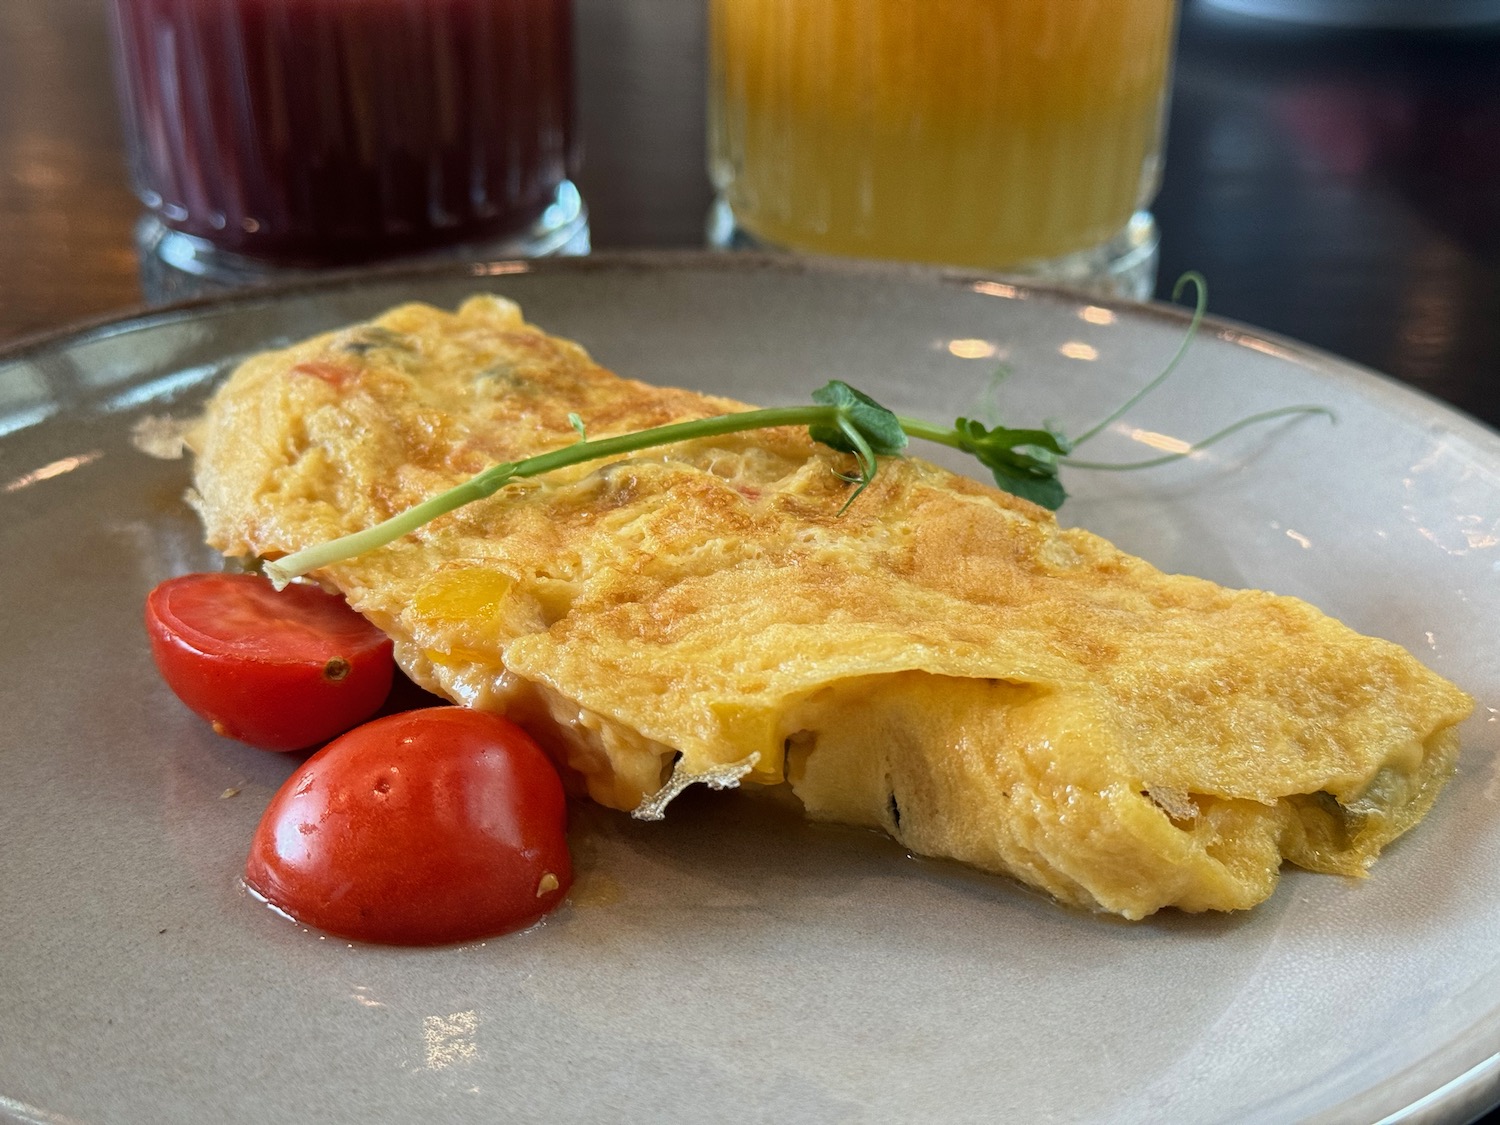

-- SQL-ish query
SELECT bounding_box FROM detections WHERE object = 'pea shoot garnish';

[264,275,1331,588]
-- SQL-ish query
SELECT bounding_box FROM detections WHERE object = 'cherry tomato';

[145,572,395,751]
[243,708,572,945]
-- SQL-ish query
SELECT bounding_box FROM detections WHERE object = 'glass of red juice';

[108,0,586,299]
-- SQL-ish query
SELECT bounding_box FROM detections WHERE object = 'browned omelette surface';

[190,295,1474,919]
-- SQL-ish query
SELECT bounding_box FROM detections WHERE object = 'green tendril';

[1072,271,1209,448]
[1062,406,1335,471]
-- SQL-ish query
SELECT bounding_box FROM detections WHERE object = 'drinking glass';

[708,0,1179,297]
[108,0,588,301]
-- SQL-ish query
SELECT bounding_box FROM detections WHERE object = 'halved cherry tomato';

[145,572,395,751]
[244,708,572,945]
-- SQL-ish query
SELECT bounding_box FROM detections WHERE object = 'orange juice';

[708,0,1178,272]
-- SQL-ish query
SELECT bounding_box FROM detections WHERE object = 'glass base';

[1197,0,1500,27]
[707,199,1160,301]
[136,180,590,305]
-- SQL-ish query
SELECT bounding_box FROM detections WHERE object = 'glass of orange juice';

[707,0,1179,297]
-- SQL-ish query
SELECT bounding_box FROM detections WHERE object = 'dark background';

[0,3,1497,1118]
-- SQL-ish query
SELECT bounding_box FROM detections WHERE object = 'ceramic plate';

[2,254,1498,1125]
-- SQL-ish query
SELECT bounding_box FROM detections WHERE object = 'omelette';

[188,295,1474,919]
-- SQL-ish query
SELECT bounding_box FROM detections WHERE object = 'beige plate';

[1,253,1498,1125]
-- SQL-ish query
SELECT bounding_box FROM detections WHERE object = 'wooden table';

[2,0,1498,1119]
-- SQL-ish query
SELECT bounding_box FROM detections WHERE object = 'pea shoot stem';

[895,416,968,449]
[265,403,851,587]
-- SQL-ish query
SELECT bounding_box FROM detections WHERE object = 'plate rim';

[3,249,1498,465]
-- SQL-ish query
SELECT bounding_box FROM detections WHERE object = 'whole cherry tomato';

[145,572,394,751]
[244,708,572,945]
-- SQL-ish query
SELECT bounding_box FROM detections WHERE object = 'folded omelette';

[189,295,1473,919]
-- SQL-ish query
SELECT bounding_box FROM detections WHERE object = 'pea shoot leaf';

[986,458,1068,510]
[809,381,909,457]
[950,417,1071,511]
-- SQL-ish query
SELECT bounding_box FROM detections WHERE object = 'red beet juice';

[109,0,579,265]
